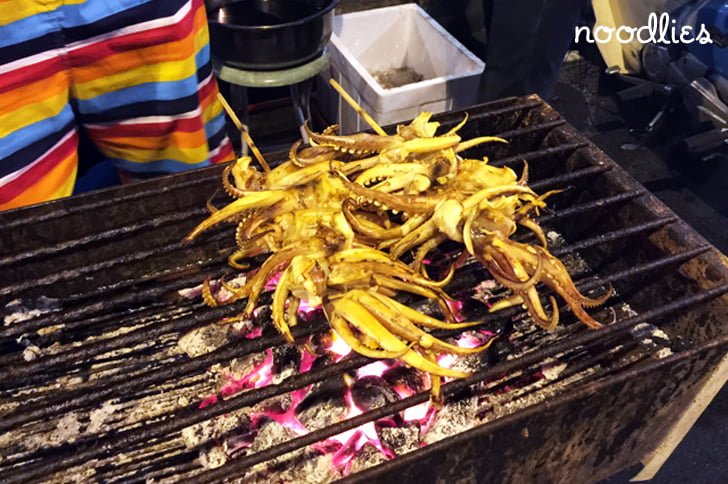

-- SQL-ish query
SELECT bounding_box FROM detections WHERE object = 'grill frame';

[1,95,727,483]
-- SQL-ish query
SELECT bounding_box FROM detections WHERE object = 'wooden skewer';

[328,79,387,136]
[216,92,271,173]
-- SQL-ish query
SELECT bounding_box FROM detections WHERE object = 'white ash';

[297,397,348,429]
[236,421,337,484]
[541,362,567,381]
[87,400,121,434]
[378,425,420,455]
[471,279,500,305]
[49,413,82,447]
[199,446,229,469]
[22,344,43,361]
[3,297,59,326]
[478,366,598,426]
[232,317,256,334]
[348,443,389,475]
[235,447,335,484]
[624,308,674,359]
[177,274,247,302]
[423,397,480,446]
[178,323,230,358]
[272,366,296,385]
[546,230,564,248]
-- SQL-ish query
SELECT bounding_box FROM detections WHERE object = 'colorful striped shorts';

[0,0,233,210]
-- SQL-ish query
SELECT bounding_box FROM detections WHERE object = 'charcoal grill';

[1,96,728,483]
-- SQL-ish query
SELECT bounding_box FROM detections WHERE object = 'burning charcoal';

[351,376,399,411]
[182,413,252,449]
[177,323,230,358]
[273,344,301,372]
[347,443,389,475]
[199,446,228,469]
[382,366,427,393]
[296,395,348,429]
[249,420,297,454]
[251,304,273,328]
[488,335,515,365]
[377,425,420,456]
[423,397,479,446]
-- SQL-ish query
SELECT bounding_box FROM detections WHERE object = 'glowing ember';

[327,332,353,360]
[437,353,457,370]
[457,330,495,349]
[327,380,394,474]
[392,383,433,423]
[221,349,275,396]
[197,305,499,476]
[356,361,393,379]
[298,298,321,315]
[263,272,282,291]
[446,298,465,322]
[242,327,263,340]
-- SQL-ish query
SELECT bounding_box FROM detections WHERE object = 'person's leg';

[528,0,586,99]
[481,0,585,101]
[0,1,79,210]
[66,0,233,176]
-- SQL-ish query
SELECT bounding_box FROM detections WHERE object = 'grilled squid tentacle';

[184,191,288,241]
[271,266,296,343]
[331,298,469,379]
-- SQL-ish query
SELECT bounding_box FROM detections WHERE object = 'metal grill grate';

[1,96,727,484]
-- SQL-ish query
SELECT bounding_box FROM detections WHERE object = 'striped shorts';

[0,0,233,210]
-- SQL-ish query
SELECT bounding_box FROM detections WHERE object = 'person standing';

[0,0,233,210]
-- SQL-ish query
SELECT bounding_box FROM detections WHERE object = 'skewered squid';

[185,128,494,401]
[186,82,612,401]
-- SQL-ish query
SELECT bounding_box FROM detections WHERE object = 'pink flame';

[263,272,282,291]
[392,383,433,423]
[197,301,499,473]
[327,381,395,474]
[327,332,353,361]
[446,299,465,322]
[356,361,393,379]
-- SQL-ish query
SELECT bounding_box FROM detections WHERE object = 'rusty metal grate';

[1,96,727,483]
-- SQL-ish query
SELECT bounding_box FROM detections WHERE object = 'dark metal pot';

[206,0,339,70]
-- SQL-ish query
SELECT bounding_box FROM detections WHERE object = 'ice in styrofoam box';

[318,4,485,134]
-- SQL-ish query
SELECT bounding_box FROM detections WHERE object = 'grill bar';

[538,189,644,223]
[488,119,566,141]
[0,263,237,341]
[493,142,589,167]
[0,206,209,269]
[0,171,224,230]
[530,165,610,191]
[552,216,677,256]
[188,284,728,484]
[0,231,233,298]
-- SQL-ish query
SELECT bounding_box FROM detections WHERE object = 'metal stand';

[213,51,330,155]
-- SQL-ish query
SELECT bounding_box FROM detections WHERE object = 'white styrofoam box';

[318,3,485,134]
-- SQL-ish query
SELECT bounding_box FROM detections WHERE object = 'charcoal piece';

[382,366,427,393]
[296,395,347,429]
[347,443,389,475]
[273,344,300,371]
[377,425,420,456]
[351,376,399,411]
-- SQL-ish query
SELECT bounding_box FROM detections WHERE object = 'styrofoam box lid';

[329,4,485,113]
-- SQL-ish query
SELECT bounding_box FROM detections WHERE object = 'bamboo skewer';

[217,92,271,173]
[328,79,388,136]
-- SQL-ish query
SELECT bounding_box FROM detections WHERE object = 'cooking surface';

[1,96,727,482]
